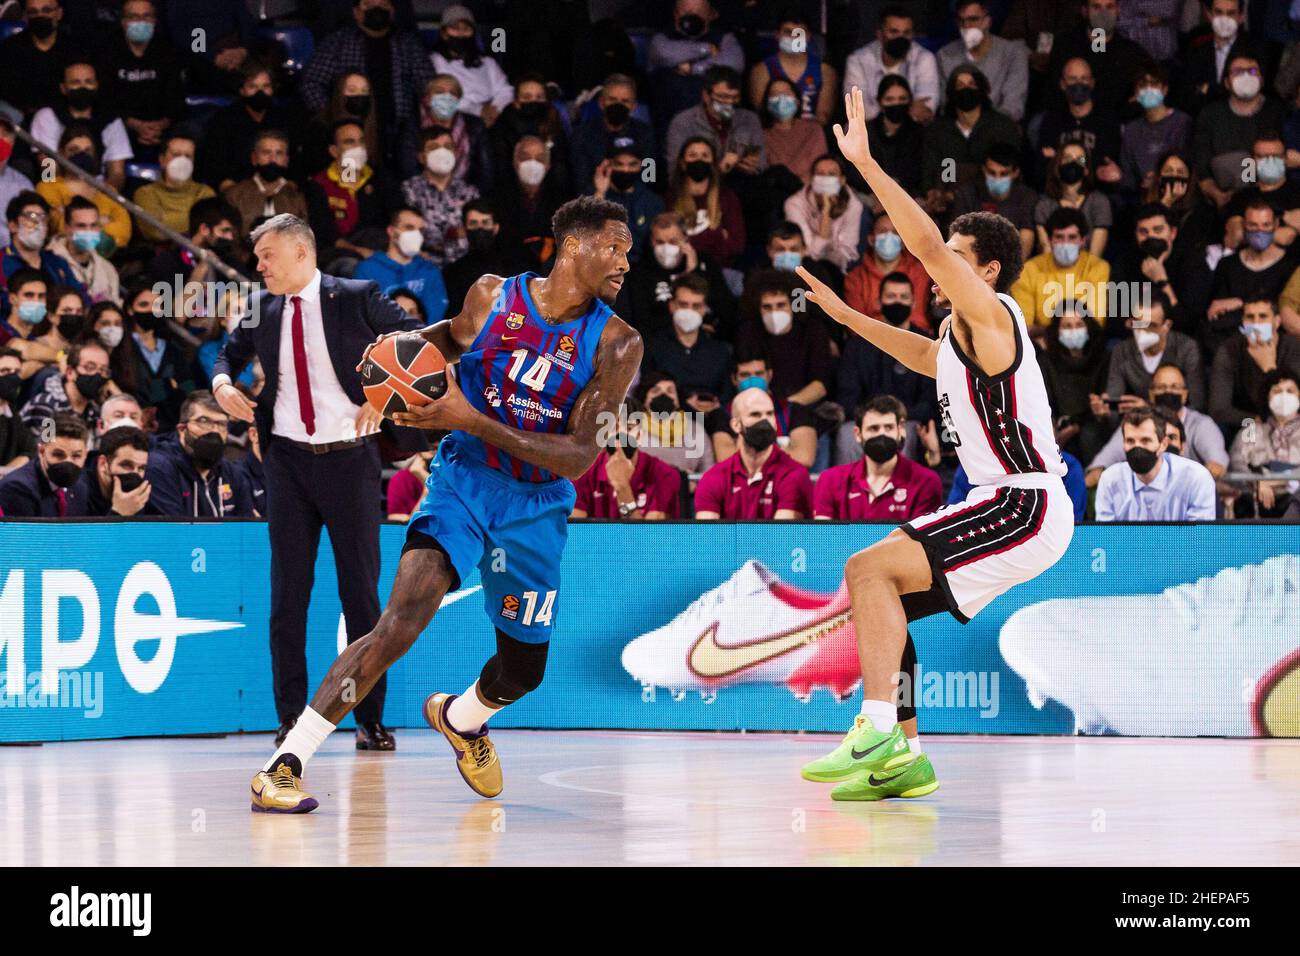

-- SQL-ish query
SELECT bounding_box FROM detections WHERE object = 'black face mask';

[362,7,392,32]
[951,87,982,112]
[114,472,145,493]
[881,302,911,325]
[255,161,288,181]
[244,90,273,112]
[684,160,712,183]
[677,14,705,37]
[883,36,911,60]
[132,310,158,332]
[518,101,547,122]
[1152,392,1183,413]
[66,87,96,111]
[187,430,225,469]
[607,436,635,458]
[344,94,371,119]
[211,237,236,260]
[445,34,475,56]
[882,103,910,124]
[1138,237,1168,259]
[1058,161,1085,185]
[74,372,106,400]
[68,151,98,175]
[1125,446,1159,475]
[46,460,82,488]
[0,372,21,404]
[648,394,676,414]
[27,16,56,40]
[610,169,638,191]
[742,419,777,452]
[862,434,899,463]
[59,314,86,340]
[604,103,631,127]
[466,227,495,251]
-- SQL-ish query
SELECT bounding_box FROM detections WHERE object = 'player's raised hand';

[794,265,851,326]
[833,87,872,168]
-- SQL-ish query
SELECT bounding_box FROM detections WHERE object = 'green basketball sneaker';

[830,753,939,801]
[800,715,913,782]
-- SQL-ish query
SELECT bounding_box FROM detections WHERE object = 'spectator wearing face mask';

[3,193,81,291]
[851,75,923,210]
[120,280,195,432]
[844,5,940,123]
[1095,407,1216,521]
[844,213,933,334]
[1210,296,1300,429]
[1097,294,1205,411]
[441,199,527,316]
[1228,370,1300,518]
[0,109,35,251]
[201,62,305,192]
[0,347,38,478]
[96,0,184,161]
[637,369,716,475]
[352,206,448,322]
[782,155,863,273]
[1034,144,1112,258]
[736,270,834,408]
[571,73,657,196]
[397,125,479,267]
[1192,52,1287,210]
[1109,203,1212,340]
[759,76,828,184]
[643,273,731,410]
[937,1,1030,122]
[921,65,1022,216]
[617,210,735,342]
[222,131,309,232]
[1035,58,1122,187]
[491,134,565,272]
[35,126,132,255]
[706,352,818,468]
[0,0,85,116]
[95,391,145,439]
[665,65,767,187]
[30,59,134,192]
[32,283,85,358]
[1012,207,1109,338]
[307,119,405,268]
[666,135,744,269]
[1142,149,1220,262]
[1040,299,1111,465]
[414,73,491,190]
[1176,0,1270,118]
[1207,201,1295,355]
[1221,131,1299,251]
[83,423,154,516]
[148,199,243,290]
[49,196,119,303]
[20,338,109,437]
[648,0,745,135]
[950,142,1038,261]
[695,385,812,518]
[815,395,942,521]
[486,73,569,195]
[145,389,254,517]
[590,143,664,263]
[0,411,88,516]
[1087,364,1227,486]
[1045,0,1153,119]
[0,269,56,368]
[428,5,514,128]
[134,134,215,243]
[1120,64,1191,193]
[571,400,682,520]
[745,10,836,123]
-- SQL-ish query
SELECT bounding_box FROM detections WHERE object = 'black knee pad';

[478,629,549,705]
[897,631,919,723]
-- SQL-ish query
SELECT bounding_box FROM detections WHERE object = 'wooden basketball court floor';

[5,730,1299,866]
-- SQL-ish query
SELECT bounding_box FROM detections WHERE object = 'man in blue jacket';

[145,389,255,517]
[352,206,449,322]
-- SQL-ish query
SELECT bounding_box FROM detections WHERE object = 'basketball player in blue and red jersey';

[794,88,1074,801]
[250,196,643,812]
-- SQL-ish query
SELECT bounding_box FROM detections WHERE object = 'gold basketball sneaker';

[250,754,319,813]
[424,693,503,798]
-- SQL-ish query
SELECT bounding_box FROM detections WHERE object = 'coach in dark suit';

[212,213,421,751]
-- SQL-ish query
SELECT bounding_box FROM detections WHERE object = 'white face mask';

[341,145,368,171]
[763,309,793,336]
[396,228,423,257]
[961,27,984,50]
[811,174,840,196]
[98,325,124,348]
[1231,73,1260,99]
[517,158,547,186]
[654,242,682,270]
[1211,15,1239,40]
[1270,391,1300,418]
[672,307,703,333]
[1134,328,1161,351]
[426,146,455,176]
[166,155,194,182]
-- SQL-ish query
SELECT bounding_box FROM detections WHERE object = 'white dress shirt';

[1095,452,1217,521]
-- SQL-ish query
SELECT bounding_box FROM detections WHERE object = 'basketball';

[360,333,448,417]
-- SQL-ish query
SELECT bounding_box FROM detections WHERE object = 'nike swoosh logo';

[687,609,852,679]
[867,770,907,786]
[850,737,893,761]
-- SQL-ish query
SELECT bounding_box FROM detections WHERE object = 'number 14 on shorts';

[501,590,556,626]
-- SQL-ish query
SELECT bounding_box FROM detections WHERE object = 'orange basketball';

[360,333,448,417]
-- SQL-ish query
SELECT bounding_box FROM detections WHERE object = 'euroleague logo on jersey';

[500,594,520,621]
[556,335,576,360]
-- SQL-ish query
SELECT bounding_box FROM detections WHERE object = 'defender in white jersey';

[794,87,1074,801]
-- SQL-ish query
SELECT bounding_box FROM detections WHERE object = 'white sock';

[446,682,500,735]
[907,736,923,755]
[264,706,335,772]
[860,699,898,732]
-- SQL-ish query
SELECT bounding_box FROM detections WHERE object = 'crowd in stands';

[2,0,1300,524]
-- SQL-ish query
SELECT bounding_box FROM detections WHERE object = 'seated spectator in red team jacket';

[695,386,813,519]
[571,405,682,519]
[814,395,942,521]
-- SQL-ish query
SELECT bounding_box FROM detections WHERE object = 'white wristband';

[211,374,233,391]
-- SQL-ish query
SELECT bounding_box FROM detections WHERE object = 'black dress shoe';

[274,715,298,747]
[356,722,396,751]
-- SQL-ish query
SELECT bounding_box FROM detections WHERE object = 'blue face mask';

[17,301,47,324]
[1052,241,1080,267]
[1246,230,1275,251]
[767,95,798,120]
[873,231,902,260]
[1257,155,1286,184]
[772,250,802,271]
[737,374,768,392]
[125,20,154,43]
[985,174,1011,199]
[1058,326,1089,350]
[1135,87,1164,110]
[71,229,101,251]
[429,93,460,119]
[1242,322,1274,343]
